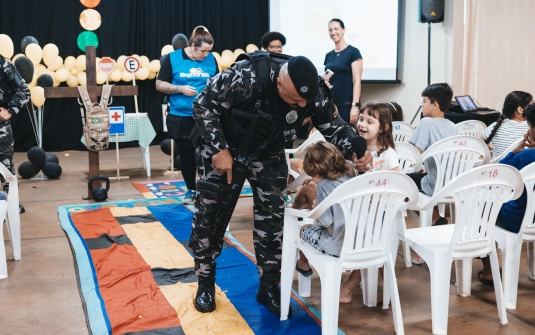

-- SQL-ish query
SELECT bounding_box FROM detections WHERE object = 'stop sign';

[99,57,116,73]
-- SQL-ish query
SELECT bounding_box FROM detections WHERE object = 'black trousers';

[166,115,197,191]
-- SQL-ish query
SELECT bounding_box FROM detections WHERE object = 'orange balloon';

[80,0,100,8]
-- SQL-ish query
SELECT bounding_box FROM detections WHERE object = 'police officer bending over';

[189,52,372,315]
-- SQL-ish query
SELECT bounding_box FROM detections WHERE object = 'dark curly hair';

[485,91,532,144]
[260,31,286,49]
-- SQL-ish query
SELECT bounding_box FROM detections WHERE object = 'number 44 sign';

[370,178,389,187]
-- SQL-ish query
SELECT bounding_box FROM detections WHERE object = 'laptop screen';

[455,95,478,112]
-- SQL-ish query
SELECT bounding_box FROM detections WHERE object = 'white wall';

[361,0,464,125]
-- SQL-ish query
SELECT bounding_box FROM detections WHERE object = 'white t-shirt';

[483,119,528,158]
[369,147,399,171]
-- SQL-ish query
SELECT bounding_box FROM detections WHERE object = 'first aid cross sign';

[124,56,140,73]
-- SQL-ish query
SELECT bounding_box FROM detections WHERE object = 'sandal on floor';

[412,256,425,265]
[477,270,494,286]
[295,263,313,277]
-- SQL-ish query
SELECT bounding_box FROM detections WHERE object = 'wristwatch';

[352,102,361,108]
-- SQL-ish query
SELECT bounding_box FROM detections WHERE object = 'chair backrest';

[285,130,325,158]
[422,135,491,194]
[488,138,523,164]
[395,142,422,173]
[519,162,535,237]
[306,172,419,268]
[456,120,487,137]
[424,165,523,258]
[392,122,414,143]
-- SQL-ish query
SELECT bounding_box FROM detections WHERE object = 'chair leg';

[427,256,452,335]
[361,267,378,307]
[280,244,298,321]
[527,241,535,280]
[448,204,455,223]
[438,204,445,218]
[402,241,412,268]
[0,221,7,279]
[419,208,433,227]
[501,239,522,310]
[319,263,342,335]
[298,271,311,298]
[454,258,472,297]
[490,247,508,325]
[385,255,404,334]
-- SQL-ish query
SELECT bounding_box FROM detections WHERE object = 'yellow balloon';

[25,43,43,65]
[52,72,61,87]
[70,68,78,76]
[246,44,259,53]
[77,72,87,86]
[49,56,63,71]
[148,59,160,72]
[11,53,24,63]
[96,72,107,85]
[76,55,86,72]
[121,70,133,82]
[66,74,79,87]
[161,44,173,56]
[42,44,59,67]
[29,72,37,87]
[212,52,221,61]
[140,55,150,68]
[116,55,126,71]
[233,48,245,60]
[135,67,149,80]
[55,68,69,82]
[64,56,76,70]
[148,71,157,80]
[30,86,45,107]
[221,49,234,59]
[0,34,14,59]
[110,69,122,82]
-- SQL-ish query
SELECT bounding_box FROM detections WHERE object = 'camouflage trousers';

[188,146,288,287]
[0,121,14,192]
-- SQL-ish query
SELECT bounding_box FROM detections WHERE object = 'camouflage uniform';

[0,56,30,190]
[189,57,362,288]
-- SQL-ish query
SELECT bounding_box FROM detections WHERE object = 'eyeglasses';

[267,45,283,51]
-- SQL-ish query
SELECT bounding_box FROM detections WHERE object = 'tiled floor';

[1,147,535,334]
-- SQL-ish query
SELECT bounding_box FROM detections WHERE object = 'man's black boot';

[194,277,216,313]
[256,285,281,316]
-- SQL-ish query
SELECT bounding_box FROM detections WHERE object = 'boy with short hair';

[408,83,457,264]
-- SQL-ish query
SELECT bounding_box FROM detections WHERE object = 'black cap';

[287,56,319,101]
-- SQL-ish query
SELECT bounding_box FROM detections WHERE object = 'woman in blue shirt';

[156,26,218,204]
[324,18,363,125]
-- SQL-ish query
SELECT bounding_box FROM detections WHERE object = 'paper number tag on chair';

[370,178,389,187]
[454,139,468,147]
[463,123,475,129]
[394,124,401,131]
[479,169,499,180]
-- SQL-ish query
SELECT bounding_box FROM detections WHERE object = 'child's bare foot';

[339,287,353,304]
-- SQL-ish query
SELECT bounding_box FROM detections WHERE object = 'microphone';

[350,136,367,159]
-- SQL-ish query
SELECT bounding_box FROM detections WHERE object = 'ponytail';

[189,26,214,47]
[485,114,506,144]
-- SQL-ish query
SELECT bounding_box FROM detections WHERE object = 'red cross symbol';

[111,111,121,122]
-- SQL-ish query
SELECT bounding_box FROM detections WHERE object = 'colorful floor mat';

[132,180,254,199]
[58,197,328,335]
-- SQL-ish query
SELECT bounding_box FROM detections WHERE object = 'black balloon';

[42,162,62,179]
[160,139,178,156]
[173,155,181,170]
[27,146,46,168]
[45,153,59,164]
[37,74,54,88]
[21,36,39,54]
[18,161,40,179]
[172,33,188,50]
[14,56,34,83]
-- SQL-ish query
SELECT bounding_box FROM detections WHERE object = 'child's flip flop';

[295,263,313,277]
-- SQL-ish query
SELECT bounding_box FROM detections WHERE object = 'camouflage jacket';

[192,58,364,159]
[0,56,30,114]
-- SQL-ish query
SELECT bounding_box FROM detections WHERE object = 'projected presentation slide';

[270,0,399,81]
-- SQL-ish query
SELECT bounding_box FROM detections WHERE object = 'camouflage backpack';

[78,85,112,151]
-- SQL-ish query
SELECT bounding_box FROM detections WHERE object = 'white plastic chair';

[0,162,21,279]
[285,131,325,179]
[280,172,419,335]
[418,135,490,227]
[404,164,523,334]
[396,142,422,174]
[494,161,535,310]
[456,120,487,137]
[488,138,523,164]
[392,121,414,143]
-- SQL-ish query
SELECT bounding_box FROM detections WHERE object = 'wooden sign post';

[44,46,138,199]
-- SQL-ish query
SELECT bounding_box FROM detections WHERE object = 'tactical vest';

[219,51,315,158]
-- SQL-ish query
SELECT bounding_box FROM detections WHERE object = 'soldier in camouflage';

[189,54,372,315]
[0,56,30,203]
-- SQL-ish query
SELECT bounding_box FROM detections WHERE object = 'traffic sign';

[124,56,140,73]
[98,57,116,73]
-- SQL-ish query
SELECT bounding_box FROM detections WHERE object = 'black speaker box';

[419,0,445,23]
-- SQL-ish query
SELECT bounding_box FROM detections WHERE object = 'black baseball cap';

[287,56,319,101]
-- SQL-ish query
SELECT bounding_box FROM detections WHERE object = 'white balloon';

[42,44,59,67]
[25,43,43,65]
[148,59,160,73]
[161,45,173,56]
[66,74,79,87]
[0,34,14,59]
[55,68,69,82]
[64,56,76,70]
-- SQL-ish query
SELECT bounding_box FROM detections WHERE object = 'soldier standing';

[0,56,30,212]
[189,53,372,315]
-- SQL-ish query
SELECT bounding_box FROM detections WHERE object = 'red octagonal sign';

[99,57,116,74]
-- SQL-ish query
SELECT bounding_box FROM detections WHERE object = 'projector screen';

[270,0,400,82]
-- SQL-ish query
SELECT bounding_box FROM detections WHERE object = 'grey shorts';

[301,225,339,258]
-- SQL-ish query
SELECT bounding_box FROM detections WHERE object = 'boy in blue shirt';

[478,103,535,285]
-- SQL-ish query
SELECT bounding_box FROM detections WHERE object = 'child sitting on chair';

[292,142,353,277]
